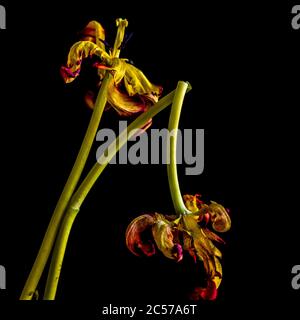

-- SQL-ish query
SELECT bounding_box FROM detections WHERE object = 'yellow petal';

[94,59,161,116]
[123,62,162,101]
[80,21,106,52]
[106,79,147,116]
[212,257,222,288]
[183,194,201,213]
[152,214,183,261]
[183,215,223,282]
[61,41,110,83]
[80,21,107,80]
[208,201,231,232]
[106,59,162,102]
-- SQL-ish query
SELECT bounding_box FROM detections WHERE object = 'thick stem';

[167,81,190,216]
[43,82,192,299]
[20,73,112,300]
[43,206,79,300]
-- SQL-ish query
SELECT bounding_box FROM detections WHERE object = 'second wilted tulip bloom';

[126,194,231,300]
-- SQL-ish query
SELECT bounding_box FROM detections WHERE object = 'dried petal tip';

[190,280,218,301]
[125,214,156,257]
[183,194,203,213]
[80,21,106,49]
[208,201,231,232]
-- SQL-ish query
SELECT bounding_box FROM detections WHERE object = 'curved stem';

[20,73,112,300]
[21,18,130,301]
[167,81,190,216]
[43,82,192,299]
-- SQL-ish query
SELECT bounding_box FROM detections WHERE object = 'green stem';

[20,73,112,300]
[43,82,192,299]
[167,81,190,216]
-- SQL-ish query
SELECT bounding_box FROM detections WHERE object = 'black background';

[0,1,298,318]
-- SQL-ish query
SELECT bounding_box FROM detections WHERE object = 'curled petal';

[61,41,110,83]
[190,279,218,301]
[79,21,106,51]
[125,214,156,257]
[93,60,149,115]
[84,84,155,126]
[208,201,231,233]
[79,21,107,80]
[183,194,203,213]
[152,214,183,262]
[123,62,162,101]
[99,58,162,112]
[106,79,148,116]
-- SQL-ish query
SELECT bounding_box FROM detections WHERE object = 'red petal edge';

[189,280,218,301]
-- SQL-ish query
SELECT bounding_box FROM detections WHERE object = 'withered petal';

[152,215,183,262]
[183,194,204,213]
[123,62,162,99]
[79,21,106,51]
[183,215,223,284]
[125,214,156,257]
[190,279,218,301]
[183,233,197,263]
[208,201,231,233]
[106,79,148,116]
[202,228,226,244]
[61,41,110,84]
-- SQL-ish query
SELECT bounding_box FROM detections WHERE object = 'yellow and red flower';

[125,194,231,300]
[60,19,162,119]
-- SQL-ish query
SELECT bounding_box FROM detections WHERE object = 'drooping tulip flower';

[60,19,162,119]
[125,194,231,300]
